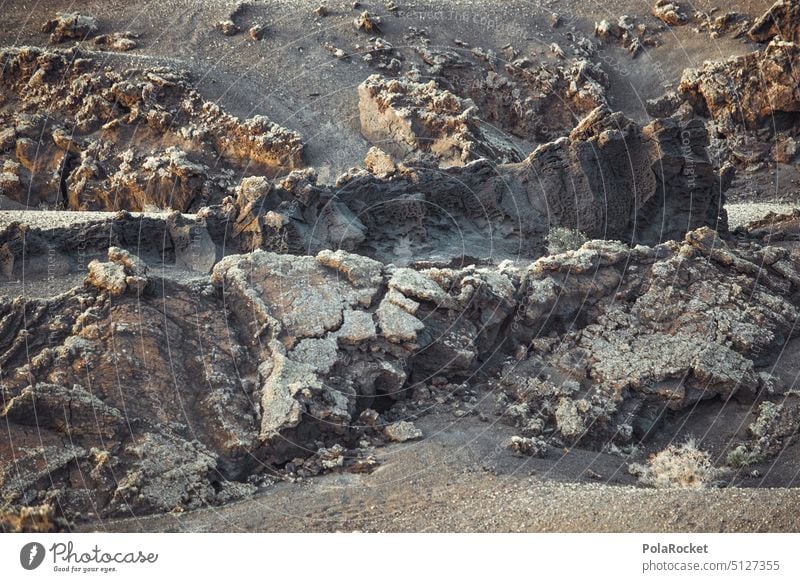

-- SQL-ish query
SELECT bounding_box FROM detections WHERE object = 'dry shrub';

[629,438,722,488]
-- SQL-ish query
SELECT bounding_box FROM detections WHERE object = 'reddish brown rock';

[748,0,800,44]
[679,41,800,136]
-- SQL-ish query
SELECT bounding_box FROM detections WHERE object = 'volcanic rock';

[41,13,99,43]
[679,40,800,136]
[748,0,800,44]
[358,74,522,166]
[0,47,303,210]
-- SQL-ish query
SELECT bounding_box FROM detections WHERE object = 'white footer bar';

[2,533,798,581]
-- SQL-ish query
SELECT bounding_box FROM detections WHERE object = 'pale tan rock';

[86,260,127,296]
[384,420,422,442]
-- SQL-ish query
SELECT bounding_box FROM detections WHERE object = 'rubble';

[333,104,730,261]
[496,225,800,451]
[503,435,548,457]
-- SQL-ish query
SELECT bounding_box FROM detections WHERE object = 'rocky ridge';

[2,217,800,525]
[0,46,302,211]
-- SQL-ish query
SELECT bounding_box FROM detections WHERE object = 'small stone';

[249,24,266,40]
[216,20,239,36]
[383,420,422,442]
[503,435,548,457]
[354,11,382,33]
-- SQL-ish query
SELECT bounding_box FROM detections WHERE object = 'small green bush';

[725,445,764,468]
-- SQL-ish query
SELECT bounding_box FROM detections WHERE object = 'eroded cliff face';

[334,103,727,262]
[748,0,800,44]
[679,40,800,137]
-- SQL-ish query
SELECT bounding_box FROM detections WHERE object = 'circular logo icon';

[20,542,46,570]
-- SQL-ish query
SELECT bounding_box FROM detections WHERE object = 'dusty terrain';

[1,0,800,533]
[83,407,800,533]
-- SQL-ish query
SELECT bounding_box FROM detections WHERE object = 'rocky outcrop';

[0,47,728,261]
[652,1,688,26]
[748,0,800,44]
[0,243,515,522]
[337,106,729,261]
[0,504,61,532]
[210,248,517,460]
[0,47,303,210]
[358,75,522,166]
[354,11,382,34]
[41,13,98,43]
[734,208,800,241]
[3,222,800,522]
[497,226,800,449]
[444,56,609,144]
[164,104,727,266]
[0,211,222,283]
[679,40,800,136]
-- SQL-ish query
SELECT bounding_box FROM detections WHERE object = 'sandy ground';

[0,209,190,230]
[80,409,800,533]
[1,202,795,237]
[727,203,800,228]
